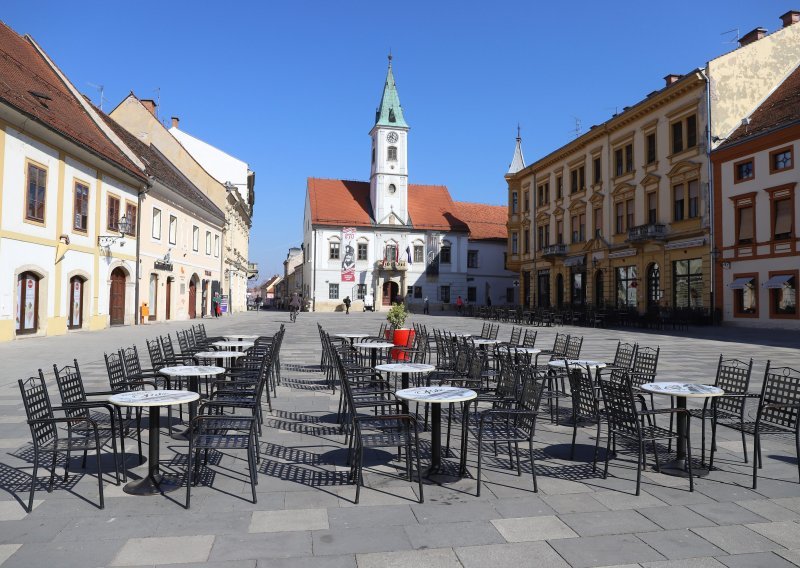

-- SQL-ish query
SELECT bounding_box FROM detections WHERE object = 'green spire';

[374,54,408,128]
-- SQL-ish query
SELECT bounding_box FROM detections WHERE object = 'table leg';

[429,403,442,473]
[657,395,708,477]
[400,372,410,414]
[123,406,180,495]
[370,350,377,369]
[176,376,200,440]
[459,400,471,476]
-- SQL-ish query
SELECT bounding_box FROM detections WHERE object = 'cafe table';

[212,340,255,351]
[194,350,246,370]
[640,382,724,476]
[354,341,395,368]
[223,334,260,341]
[547,359,607,371]
[109,390,199,495]
[159,365,225,436]
[375,362,436,413]
[334,333,371,345]
[395,386,477,476]
[472,338,500,347]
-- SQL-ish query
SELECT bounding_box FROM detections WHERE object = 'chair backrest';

[522,329,537,348]
[598,373,641,439]
[121,345,145,378]
[177,330,191,354]
[52,360,88,419]
[480,322,490,339]
[566,335,583,359]
[495,347,519,400]
[105,351,134,392]
[193,324,207,341]
[19,375,57,447]
[613,341,638,370]
[160,334,178,360]
[550,333,569,359]
[509,326,522,346]
[627,346,660,387]
[566,361,599,422]
[516,373,545,435]
[146,338,165,369]
[713,355,753,416]
[758,362,800,430]
[489,324,499,340]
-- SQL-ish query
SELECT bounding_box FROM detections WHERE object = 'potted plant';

[385,302,414,361]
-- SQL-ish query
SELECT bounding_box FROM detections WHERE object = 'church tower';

[370,55,409,225]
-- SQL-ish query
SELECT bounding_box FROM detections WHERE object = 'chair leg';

[476,430,483,497]
[507,442,514,470]
[685,431,694,492]
[709,417,717,470]
[29,451,40,513]
[64,450,71,482]
[515,442,521,476]
[570,423,578,460]
[592,420,601,473]
[186,441,193,509]
[248,443,258,504]
[529,438,538,492]
[741,422,748,464]
[415,433,424,504]
[700,418,706,467]
[635,441,643,496]
[752,429,760,489]
[95,444,105,509]
[48,452,57,492]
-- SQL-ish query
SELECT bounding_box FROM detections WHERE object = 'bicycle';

[289,307,298,323]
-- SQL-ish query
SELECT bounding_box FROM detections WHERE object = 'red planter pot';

[385,328,415,361]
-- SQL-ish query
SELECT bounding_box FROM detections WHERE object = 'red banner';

[341,227,356,282]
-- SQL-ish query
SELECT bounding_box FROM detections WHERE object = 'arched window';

[17,271,40,334]
[387,146,397,161]
[68,276,85,329]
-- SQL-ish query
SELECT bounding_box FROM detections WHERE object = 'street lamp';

[98,214,132,247]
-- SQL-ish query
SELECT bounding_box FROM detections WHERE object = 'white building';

[302,57,516,312]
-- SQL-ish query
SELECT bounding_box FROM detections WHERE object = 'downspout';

[311,229,317,312]
[134,181,151,325]
[700,68,716,323]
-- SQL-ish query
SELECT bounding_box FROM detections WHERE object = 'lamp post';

[97,214,131,248]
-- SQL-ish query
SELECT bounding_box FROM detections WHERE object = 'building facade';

[712,63,800,329]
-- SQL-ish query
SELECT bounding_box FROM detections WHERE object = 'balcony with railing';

[627,223,666,243]
[541,244,567,258]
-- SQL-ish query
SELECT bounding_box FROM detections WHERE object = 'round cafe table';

[396,386,477,477]
[212,340,255,351]
[194,350,246,370]
[109,390,199,495]
[354,341,395,368]
[334,333,371,345]
[223,334,260,341]
[159,365,225,436]
[640,382,724,477]
[472,338,500,347]
[375,362,436,414]
[547,359,607,371]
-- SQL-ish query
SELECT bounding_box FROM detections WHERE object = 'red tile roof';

[0,22,144,180]
[307,178,469,232]
[723,64,800,145]
[453,201,508,240]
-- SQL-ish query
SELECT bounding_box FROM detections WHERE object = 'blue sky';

[2,0,791,277]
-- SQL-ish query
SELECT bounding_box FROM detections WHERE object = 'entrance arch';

[189,276,198,319]
[382,281,399,306]
[109,268,127,326]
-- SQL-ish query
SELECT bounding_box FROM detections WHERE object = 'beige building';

[506,9,800,319]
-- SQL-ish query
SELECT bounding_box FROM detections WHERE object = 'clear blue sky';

[2,0,792,278]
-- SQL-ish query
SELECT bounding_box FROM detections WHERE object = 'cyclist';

[289,294,301,322]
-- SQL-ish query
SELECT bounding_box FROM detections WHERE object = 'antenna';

[154,87,161,120]
[87,82,105,111]
[571,117,582,138]
[721,28,740,44]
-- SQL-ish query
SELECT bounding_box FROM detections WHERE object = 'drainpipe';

[134,181,151,325]
[311,229,317,312]
[700,68,716,322]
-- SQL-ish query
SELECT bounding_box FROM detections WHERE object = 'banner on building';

[341,227,356,282]
[426,233,439,276]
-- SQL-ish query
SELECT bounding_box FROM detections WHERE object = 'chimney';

[664,74,681,87]
[739,27,768,47]
[140,99,156,117]
[171,117,180,129]
[780,10,800,28]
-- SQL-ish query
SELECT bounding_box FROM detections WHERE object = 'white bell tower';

[370,54,409,226]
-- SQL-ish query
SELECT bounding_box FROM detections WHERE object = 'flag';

[406,245,412,265]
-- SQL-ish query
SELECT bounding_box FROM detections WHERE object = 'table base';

[122,473,181,495]
[655,458,712,478]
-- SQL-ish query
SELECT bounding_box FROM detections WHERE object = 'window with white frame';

[152,208,161,240]
[214,235,220,257]
[192,226,199,251]
[329,283,339,299]
[205,231,211,255]
[169,215,177,245]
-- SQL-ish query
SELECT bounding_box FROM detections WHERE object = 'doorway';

[165,278,172,320]
[647,263,662,311]
[109,268,126,326]
[382,281,398,306]
[16,271,40,335]
[189,278,197,319]
[148,273,158,321]
[68,276,84,329]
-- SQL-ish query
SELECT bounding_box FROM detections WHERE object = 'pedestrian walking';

[423,296,429,315]
[343,296,351,314]
[211,293,220,318]
[456,295,464,314]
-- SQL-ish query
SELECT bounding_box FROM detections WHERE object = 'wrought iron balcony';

[541,244,567,258]
[627,223,667,243]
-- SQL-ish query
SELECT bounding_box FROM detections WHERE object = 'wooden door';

[68,276,84,329]
[188,280,197,319]
[109,268,126,326]
[382,281,398,306]
[165,278,172,320]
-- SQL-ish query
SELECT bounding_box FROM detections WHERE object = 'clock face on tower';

[386,132,398,143]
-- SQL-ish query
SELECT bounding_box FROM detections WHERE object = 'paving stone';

[736,499,800,522]
[772,497,800,513]
[745,521,800,549]
[327,505,417,529]
[356,547,462,568]
[490,515,578,543]
[405,520,505,549]
[110,535,215,566]
[454,541,570,568]
[411,500,499,524]
[491,496,557,518]
[560,510,661,537]
[591,490,667,510]
[635,529,726,560]
[311,525,412,556]
[210,532,312,561]
[542,493,609,514]
[0,545,21,567]
[691,524,784,554]
[0,501,41,521]
[774,549,800,565]
[638,506,717,530]
[549,534,666,567]
[249,508,329,532]
[255,556,356,568]
[688,501,769,525]
[4,539,126,568]
[716,552,798,568]
[640,558,726,567]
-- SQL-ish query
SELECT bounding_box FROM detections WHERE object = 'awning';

[564,255,586,268]
[763,274,793,289]
[728,277,753,290]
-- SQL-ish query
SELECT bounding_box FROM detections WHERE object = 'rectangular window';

[626,198,635,230]
[733,275,758,317]
[615,202,624,234]
[357,242,368,261]
[673,258,703,309]
[770,274,797,317]
[356,284,367,300]
[673,184,685,221]
[556,176,563,199]
[406,286,413,297]
[686,114,697,148]
[615,148,623,176]
[736,203,754,244]
[571,215,579,243]
[511,191,518,213]
[579,213,586,242]
[192,226,199,251]
[616,265,638,308]
[688,180,699,218]
[593,157,602,184]
[523,190,530,212]
[214,234,220,257]
[467,250,478,268]
[524,229,530,253]
[672,121,684,153]
[26,162,47,223]
[625,144,633,173]
[774,198,793,240]
[328,283,339,299]
[594,207,602,237]
[569,165,585,193]
[439,245,451,264]
[570,169,578,194]
[125,202,137,236]
[169,215,177,245]
[413,244,424,263]
[770,147,794,173]
[506,288,515,303]
[152,208,161,239]
[647,192,657,224]
[556,220,563,245]
[107,195,120,231]
[205,231,211,254]
[467,286,477,303]
[387,146,397,161]
[511,232,519,254]
[73,181,89,232]
[413,286,422,299]
[735,159,754,182]
[329,241,340,259]
[440,285,451,303]
[537,226,545,250]
[646,132,657,164]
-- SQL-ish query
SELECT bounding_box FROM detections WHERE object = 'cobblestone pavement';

[0,311,798,567]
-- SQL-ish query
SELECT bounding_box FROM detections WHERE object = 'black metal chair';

[710,362,800,489]
[19,375,118,511]
[566,361,603,463]
[597,373,693,496]
[605,341,638,377]
[522,329,537,348]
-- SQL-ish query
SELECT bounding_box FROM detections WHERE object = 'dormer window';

[387,146,398,161]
